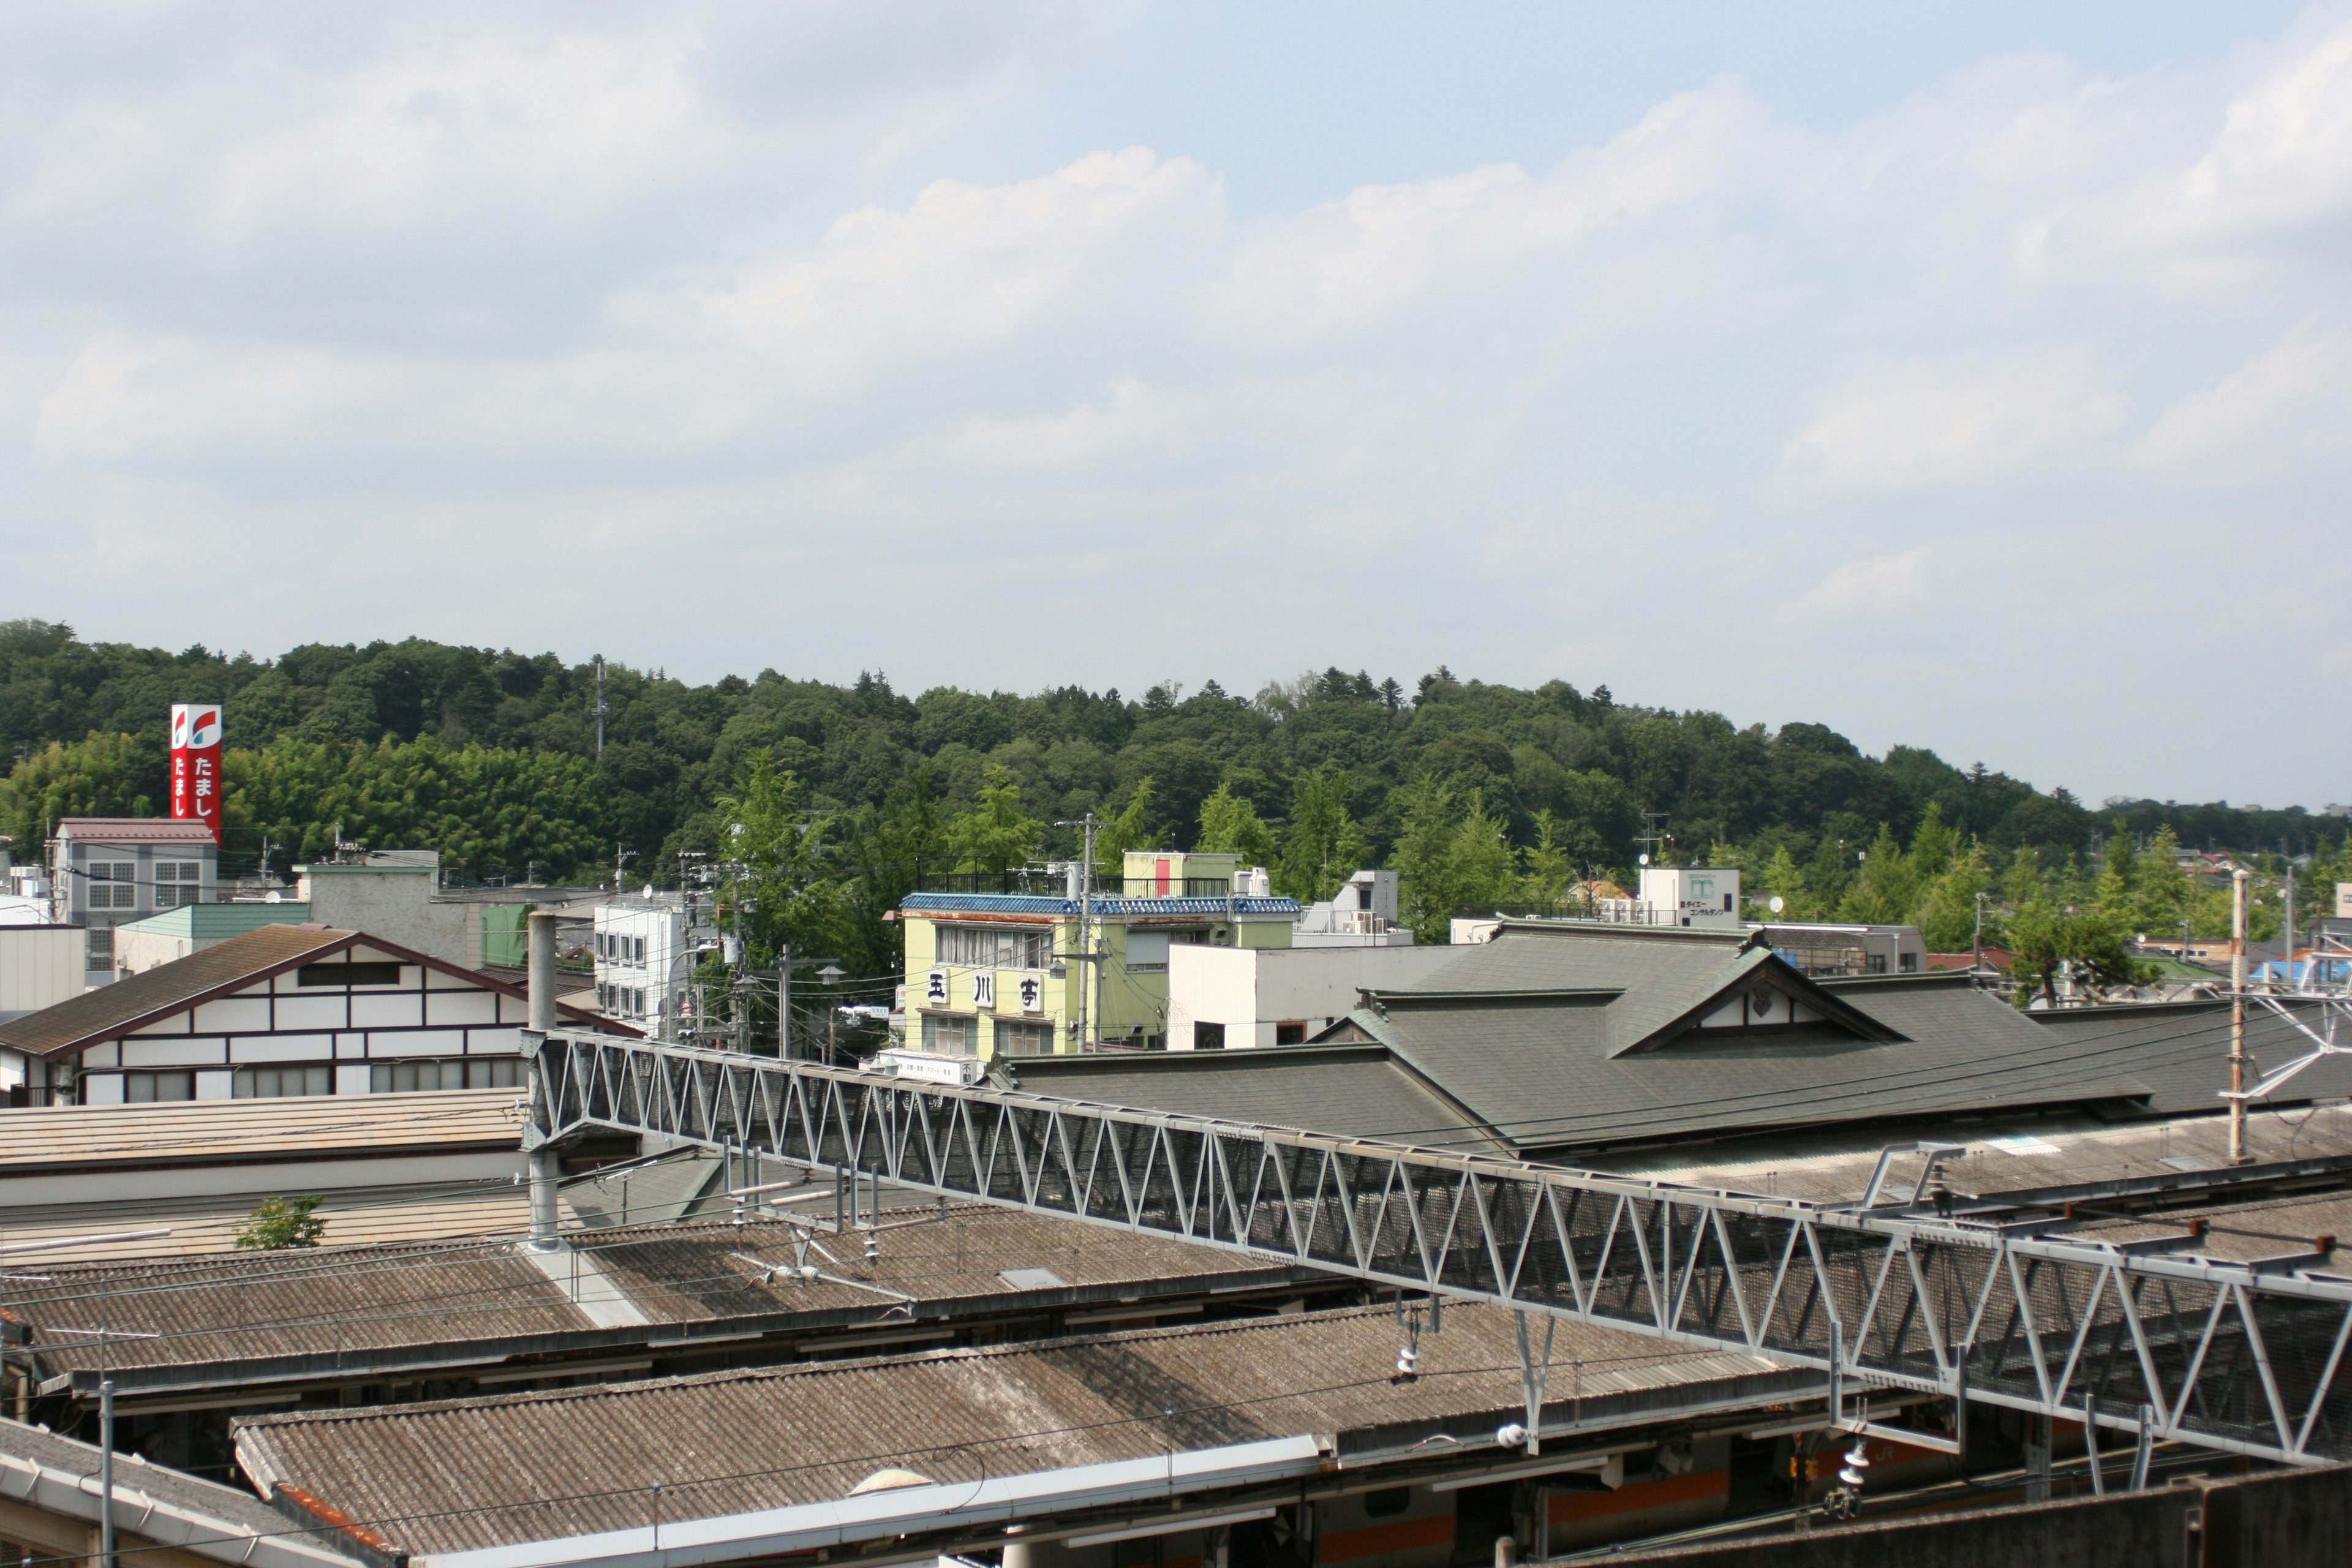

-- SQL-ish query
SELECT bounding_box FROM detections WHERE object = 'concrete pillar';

[527,911,559,1033]
[527,910,563,1250]
[528,1144,564,1250]
[1003,1539,1058,1568]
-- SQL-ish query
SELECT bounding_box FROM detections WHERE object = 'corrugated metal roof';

[114,903,315,938]
[0,1415,358,1566]
[9,1200,1316,1383]
[233,1303,1784,1559]
[0,1088,527,1174]
[1585,1103,2352,1204]
[15,1243,592,1377]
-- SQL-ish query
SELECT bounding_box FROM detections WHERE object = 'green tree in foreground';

[946,764,1042,875]
[1275,765,1370,905]
[235,1194,327,1250]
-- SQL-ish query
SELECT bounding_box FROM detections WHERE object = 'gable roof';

[1003,1044,1506,1153]
[55,816,220,843]
[0,923,634,1061]
[1311,925,2155,1155]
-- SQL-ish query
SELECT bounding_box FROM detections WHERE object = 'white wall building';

[1294,869,1415,948]
[0,926,83,1036]
[0,922,630,1107]
[1635,866,1743,927]
[594,895,698,1033]
[1166,943,1457,1050]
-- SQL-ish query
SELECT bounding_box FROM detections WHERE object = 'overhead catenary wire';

[3,1332,1691,1568]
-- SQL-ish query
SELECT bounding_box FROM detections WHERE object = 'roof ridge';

[233,1303,1410,1430]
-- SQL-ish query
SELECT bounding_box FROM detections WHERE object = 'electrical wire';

[10,1330,1686,1568]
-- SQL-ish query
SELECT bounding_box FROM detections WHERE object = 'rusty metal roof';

[10,1204,1317,1389]
[232,1303,1789,1559]
[0,1088,529,1176]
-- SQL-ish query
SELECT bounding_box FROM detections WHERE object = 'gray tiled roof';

[1027,930,2157,1157]
[2027,999,2352,1115]
[1004,1045,1504,1152]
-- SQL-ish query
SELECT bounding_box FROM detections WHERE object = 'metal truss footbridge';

[529,1032,2352,1466]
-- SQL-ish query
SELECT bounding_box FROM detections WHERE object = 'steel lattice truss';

[533,1034,2352,1464]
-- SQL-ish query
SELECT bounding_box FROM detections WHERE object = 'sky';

[2,2,2348,808]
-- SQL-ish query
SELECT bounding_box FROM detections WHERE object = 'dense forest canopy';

[0,620,2337,987]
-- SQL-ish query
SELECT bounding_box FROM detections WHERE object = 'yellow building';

[897,851,1297,1058]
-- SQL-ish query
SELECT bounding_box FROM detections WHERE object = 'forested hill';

[0,620,2318,915]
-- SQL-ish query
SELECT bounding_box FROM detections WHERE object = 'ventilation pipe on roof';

[526,911,563,1250]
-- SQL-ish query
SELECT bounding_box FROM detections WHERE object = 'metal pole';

[1077,815,1096,1052]
[2284,867,2297,993]
[99,1375,115,1568]
[778,944,792,1059]
[2231,869,2250,1164]
[526,912,564,1248]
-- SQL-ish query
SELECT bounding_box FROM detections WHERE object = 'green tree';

[946,764,1042,875]
[2007,897,2145,1007]
[1837,823,1910,924]
[1449,790,1519,911]
[1389,774,1458,942]
[2130,824,2193,937]
[2093,821,2138,919]
[1275,766,1370,904]
[1520,809,1574,907]
[1915,837,1996,951]
[0,733,166,847]
[1761,844,1812,919]
[1096,777,1156,881]
[1197,782,1278,866]
[235,1194,327,1250]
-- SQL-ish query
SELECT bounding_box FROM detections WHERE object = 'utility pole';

[2284,865,2297,992]
[594,655,608,759]
[2230,867,2250,1165]
[1078,813,1096,1051]
[51,1325,159,1568]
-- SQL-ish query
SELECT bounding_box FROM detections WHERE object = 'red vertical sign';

[169,703,224,845]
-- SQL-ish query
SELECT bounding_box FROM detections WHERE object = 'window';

[234,1065,334,1098]
[994,1020,1052,1057]
[633,937,646,964]
[1193,1022,1226,1051]
[371,1058,523,1093]
[921,1014,972,1055]
[1899,951,1921,973]
[124,1071,195,1102]
[936,925,1052,970]
[1363,1488,1411,1519]
[1866,953,1890,975]
[295,962,405,987]
[87,862,137,910]
[85,927,114,968]
[154,885,202,908]
[156,861,202,883]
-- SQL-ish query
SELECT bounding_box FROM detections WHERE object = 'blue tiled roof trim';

[902,893,1302,916]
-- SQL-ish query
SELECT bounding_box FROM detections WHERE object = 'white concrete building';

[0,926,83,1036]
[1293,869,1415,947]
[593,894,699,1033]
[1166,942,1457,1050]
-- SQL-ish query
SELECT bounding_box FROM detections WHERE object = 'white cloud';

[3,5,2351,802]
[1796,546,1932,618]
[2137,319,2352,471]
[1776,355,2129,496]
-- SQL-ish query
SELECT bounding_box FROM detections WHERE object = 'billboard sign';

[169,703,224,844]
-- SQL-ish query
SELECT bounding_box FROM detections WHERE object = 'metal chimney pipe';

[528,910,559,1034]
[526,910,563,1247]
